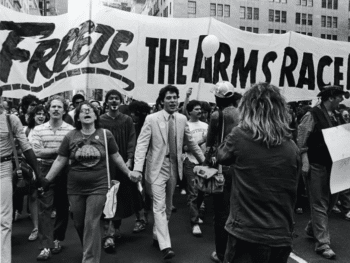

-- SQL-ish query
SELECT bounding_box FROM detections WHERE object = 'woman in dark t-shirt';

[42,101,141,263]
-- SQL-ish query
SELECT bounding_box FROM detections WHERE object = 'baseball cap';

[211,81,234,98]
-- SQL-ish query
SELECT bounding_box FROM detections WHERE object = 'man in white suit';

[132,85,205,260]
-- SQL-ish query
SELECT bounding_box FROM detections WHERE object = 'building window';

[282,30,286,33]
[253,28,259,33]
[275,29,280,34]
[297,0,301,4]
[240,26,245,31]
[333,35,337,40]
[254,8,259,20]
[308,0,313,6]
[328,0,332,9]
[268,29,274,33]
[275,10,280,22]
[307,33,312,36]
[188,1,196,17]
[321,16,326,27]
[163,6,168,17]
[218,4,223,16]
[240,6,245,19]
[247,7,252,20]
[302,13,306,25]
[269,9,274,22]
[308,14,312,26]
[321,34,326,39]
[322,0,326,8]
[333,17,337,28]
[348,36,350,42]
[282,0,287,3]
[246,27,252,32]
[282,11,286,23]
[210,4,216,16]
[224,5,230,17]
[302,0,306,5]
[327,16,332,28]
[296,13,300,24]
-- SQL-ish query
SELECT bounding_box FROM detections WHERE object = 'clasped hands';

[129,170,142,183]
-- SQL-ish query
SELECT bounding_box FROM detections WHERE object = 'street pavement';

[12,190,350,263]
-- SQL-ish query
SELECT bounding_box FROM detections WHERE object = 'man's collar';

[162,110,174,120]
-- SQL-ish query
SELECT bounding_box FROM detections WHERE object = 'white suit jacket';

[134,110,205,184]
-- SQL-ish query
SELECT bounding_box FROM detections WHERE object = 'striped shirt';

[31,121,74,165]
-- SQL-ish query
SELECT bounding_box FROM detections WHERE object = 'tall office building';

[1,0,33,14]
[138,0,350,42]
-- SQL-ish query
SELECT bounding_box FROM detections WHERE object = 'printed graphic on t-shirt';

[74,143,102,167]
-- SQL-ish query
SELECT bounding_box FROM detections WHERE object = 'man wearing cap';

[206,81,240,263]
[298,85,349,259]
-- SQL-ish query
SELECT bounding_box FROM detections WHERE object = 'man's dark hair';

[21,94,40,114]
[158,85,179,103]
[104,89,124,104]
[129,100,151,116]
[72,94,85,104]
[186,100,201,114]
[74,101,101,130]
[200,101,212,113]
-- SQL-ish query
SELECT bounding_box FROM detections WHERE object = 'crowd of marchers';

[1,82,350,263]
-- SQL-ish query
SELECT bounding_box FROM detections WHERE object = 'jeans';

[224,234,292,263]
[305,163,339,251]
[338,189,350,212]
[213,166,233,261]
[1,161,13,263]
[69,194,106,263]
[38,163,69,249]
[183,158,204,225]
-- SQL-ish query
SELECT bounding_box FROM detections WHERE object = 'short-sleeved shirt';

[58,128,118,195]
[185,121,208,164]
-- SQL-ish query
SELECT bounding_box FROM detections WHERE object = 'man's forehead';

[51,100,64,106]
[108,95,120,99]
[164,92,178,97]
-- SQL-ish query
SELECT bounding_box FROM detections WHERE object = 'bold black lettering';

[108,30,134,70]
[71,20,95,65]
[317,56,332,87]
[192,35,213,83]
[231,48,258,88]
[176,39,189,85]
[213,43,231,84]
[262,51,277,83]
[27,39,60,83]
[90,24,115,64]
[158,39,176,84]
[0,22,55,83]
[334,57,343,88]
[53,28,78,73]
[146,37,159,84]
[296,52,315,90]
[279,47,298,87]
[347,55,350,91]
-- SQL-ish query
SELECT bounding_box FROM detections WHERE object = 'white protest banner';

[1,5,350,103]
[322,123,350,194]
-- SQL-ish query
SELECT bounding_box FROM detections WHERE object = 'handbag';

[102,129,120,219]
[193,110,225,194]
[6,115,34,196]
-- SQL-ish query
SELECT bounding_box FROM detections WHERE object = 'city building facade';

[138,0,350,42]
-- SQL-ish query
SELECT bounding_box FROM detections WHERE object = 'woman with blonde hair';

[217,82,300,263]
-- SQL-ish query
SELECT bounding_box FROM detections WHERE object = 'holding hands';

[129,170,142,183]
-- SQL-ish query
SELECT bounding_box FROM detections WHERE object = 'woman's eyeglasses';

[80,108,93,114]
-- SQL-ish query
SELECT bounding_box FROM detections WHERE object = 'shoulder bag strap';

[218,112,225,175]
[103,129,111,189]
[6,115,20,171]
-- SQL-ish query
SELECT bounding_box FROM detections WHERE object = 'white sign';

[322,123,350,194]
[1,5,350,103]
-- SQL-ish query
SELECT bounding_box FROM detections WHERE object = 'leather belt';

[0,155,13,162]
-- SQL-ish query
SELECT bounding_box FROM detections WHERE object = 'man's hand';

[186,87,193,98]
[129,171,142,183]
[37,177,50,193]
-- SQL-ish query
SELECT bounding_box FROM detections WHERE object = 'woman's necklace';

[81,129,96,140]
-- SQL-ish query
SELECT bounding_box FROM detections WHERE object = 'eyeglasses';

[80,108,93,114]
